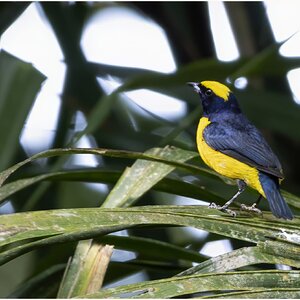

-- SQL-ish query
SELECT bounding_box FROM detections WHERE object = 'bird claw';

[240,203,262,215]
[209,202,237,217]
[208,202,218,209]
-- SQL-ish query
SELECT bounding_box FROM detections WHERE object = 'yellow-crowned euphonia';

[188,80,293,220]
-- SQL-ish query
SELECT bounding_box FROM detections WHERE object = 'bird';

[187,80,293,220]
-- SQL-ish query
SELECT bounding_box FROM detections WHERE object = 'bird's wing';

[203,119,284,179]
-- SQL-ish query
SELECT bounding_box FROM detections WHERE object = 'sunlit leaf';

[102,146,198,208]
[176,245,300,276]
[203,288,300,299]
[57,145,198,297]
[83,270,300,298]
[0,206,299,265]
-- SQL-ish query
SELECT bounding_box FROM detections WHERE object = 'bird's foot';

[240,203,262,215]
[209,202,237,217]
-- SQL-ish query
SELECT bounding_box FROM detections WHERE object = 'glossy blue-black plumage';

[204,111,283,178]
[192,82,293,219]
[199,86,283,178]
[259,172,293,219]
[201,91,241,116]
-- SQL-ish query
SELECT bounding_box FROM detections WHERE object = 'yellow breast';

[196,117,265,196]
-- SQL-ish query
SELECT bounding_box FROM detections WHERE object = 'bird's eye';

[205,89,213,97]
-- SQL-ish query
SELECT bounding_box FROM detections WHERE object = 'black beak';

[187,82,200,93]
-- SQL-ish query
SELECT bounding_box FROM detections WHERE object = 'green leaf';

[96,235,205,263]
[176,245,300,277]
[8,264,65,298]
[0,146,227,210]
[0,169,223,205]
[203,288,300,299]
[229,34,300,80]
[102,146,198,208]
[280,191,300,210]
[113,43,300,96]
[0,51,45,171]
[258,239,300,261]
[82,270,300,298]
[116,59,241,94]
[57,241,113,298]
[58,145,198,297]
[0,147,297,209]
[0,147,211,187]
[0,206,299,265]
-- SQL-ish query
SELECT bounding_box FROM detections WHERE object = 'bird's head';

[187,80,241,116]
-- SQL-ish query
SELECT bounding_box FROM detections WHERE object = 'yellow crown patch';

[201,81,231,101]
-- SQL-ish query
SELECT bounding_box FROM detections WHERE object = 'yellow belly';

[197,117,265,196]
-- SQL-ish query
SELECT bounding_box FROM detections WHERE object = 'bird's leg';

[240,195,262,215]
[255,195,262,206]
[222,180,247,209]
[209,180,246,217]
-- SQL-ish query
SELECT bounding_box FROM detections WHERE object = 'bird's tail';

[259,172,293,220]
